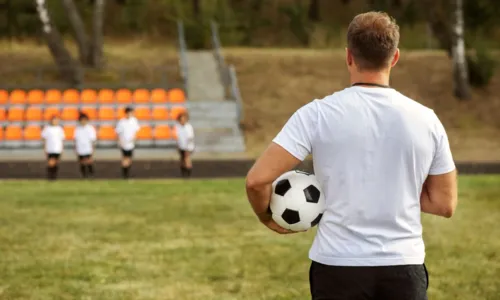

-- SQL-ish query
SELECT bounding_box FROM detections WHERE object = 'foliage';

[279,0,311,46]
[467,44,496,88]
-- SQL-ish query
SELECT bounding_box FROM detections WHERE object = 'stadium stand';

[0,88,186,149]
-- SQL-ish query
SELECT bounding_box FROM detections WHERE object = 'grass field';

[0,176,499,300]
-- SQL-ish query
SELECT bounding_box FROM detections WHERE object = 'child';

[74,113,97,178]
[175,112,195,178]
[41,116,65,180]
[115,106,140,179]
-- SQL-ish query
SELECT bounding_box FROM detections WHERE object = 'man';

[246,12,457,300]
[74,113,97,178]
[41,116,65,180]
[115,106,140,179]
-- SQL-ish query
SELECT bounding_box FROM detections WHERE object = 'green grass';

[0,177,498,300]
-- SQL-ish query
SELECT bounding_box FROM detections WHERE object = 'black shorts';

[121,149,134,158]
[309,261,428,300]
[47,153,61,160]
[78,154,92,161]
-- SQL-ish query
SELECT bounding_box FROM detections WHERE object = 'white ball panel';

[270,194,287,216]
[289,220,311,232]
[272,213,291,230]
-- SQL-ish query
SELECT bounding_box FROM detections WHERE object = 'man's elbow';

[441,196,458,218]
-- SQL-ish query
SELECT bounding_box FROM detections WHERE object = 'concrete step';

[186,51,225,102]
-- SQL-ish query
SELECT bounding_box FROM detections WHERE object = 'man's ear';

[346,48,353,67]
[391,48,400,67]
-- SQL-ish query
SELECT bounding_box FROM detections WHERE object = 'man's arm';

[246,102,317,233]
[246,143,301,233]
[420,170,458,218]
[421,112,458,218]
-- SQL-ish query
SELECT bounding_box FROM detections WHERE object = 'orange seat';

[7,106,24,122]
[0,108,6,121]
[24,125,42,140]
[80,106,97,120]
[152,106,169,121]
[0,127,3,140]
[170,106,187,120]
[44,107,60,121]
[168,88,186,103]
[0,90,8,105]
[63,125,75,140]
[27,89,45,105]
[136,125,153,140]
[154,125,172,140]
[45,89,62,105]
[133,89,151,103]
[61,107,79,121]
[151,88,167,103]
[98,125,117,140]
[98,106,115,121]
[98,89,115,104]
[9,89,27,105]
[62,89,80,105]
[25,107,43,122]
[116,107,127,120]
[116,89,132,104]
[81,89,97,104]
[135,106,151,121]
[5,125,22,140]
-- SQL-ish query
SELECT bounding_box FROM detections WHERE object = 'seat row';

[0,88,186,105]
[0,124,178,148]
[0,106,187,123]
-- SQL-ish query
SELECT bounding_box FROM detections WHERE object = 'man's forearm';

[246,183,273,220]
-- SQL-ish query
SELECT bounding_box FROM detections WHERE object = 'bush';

[184,20,210,50]
[467,46,496,88]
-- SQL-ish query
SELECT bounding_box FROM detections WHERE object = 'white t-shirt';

[115,117,140,151]
[41,125,65,154]
[74,124,97,155]
[176,123,195,151]
[273,86,455,267]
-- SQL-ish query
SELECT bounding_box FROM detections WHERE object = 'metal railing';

[210,20,244,123]
[177,20,189,96]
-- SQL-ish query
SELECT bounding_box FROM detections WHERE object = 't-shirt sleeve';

[272,101,317,161]
[115,121,122,134]
[429,113,455,175]
[90,127,97,141]
[60,127,65,140]
[134,119,140,133]
[41,127,48,140]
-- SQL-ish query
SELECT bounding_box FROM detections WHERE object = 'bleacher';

[0,88,187,149]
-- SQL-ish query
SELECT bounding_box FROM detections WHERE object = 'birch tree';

[89,0,105,68]
[35,0,82,85]
[451,0,470,100]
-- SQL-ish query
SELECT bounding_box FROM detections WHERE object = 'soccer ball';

[270,170,325,232]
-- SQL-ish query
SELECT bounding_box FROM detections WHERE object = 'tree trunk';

[193,0,200,17]
[308,0,320,22]
[89,0,105,68]
[35,0,82,85]
[451,0,470,100]
[61,0,90,65]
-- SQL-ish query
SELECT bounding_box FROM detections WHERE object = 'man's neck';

[350,71,390,87]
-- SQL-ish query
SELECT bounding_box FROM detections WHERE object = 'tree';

[35,0,82,85]
[451,0,470,99]
[89,0,105,68]
[192,0,200,17]
[308,0,320,22]
[61,0,106,68]
[61,0,90,64]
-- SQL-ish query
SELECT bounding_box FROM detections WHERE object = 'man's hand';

[257,211,294,234]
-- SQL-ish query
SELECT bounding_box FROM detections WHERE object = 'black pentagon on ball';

[274,179,292,196]
[281,208,300,224]
[311,213,323,227]
[303,185,321,203]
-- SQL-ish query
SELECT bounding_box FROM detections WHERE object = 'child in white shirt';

[175,112,195,178]
[74,113,97,178]
[41,116,65,180]
[115,106,140,179]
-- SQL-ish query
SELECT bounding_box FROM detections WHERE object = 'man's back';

[276,86,455,266]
